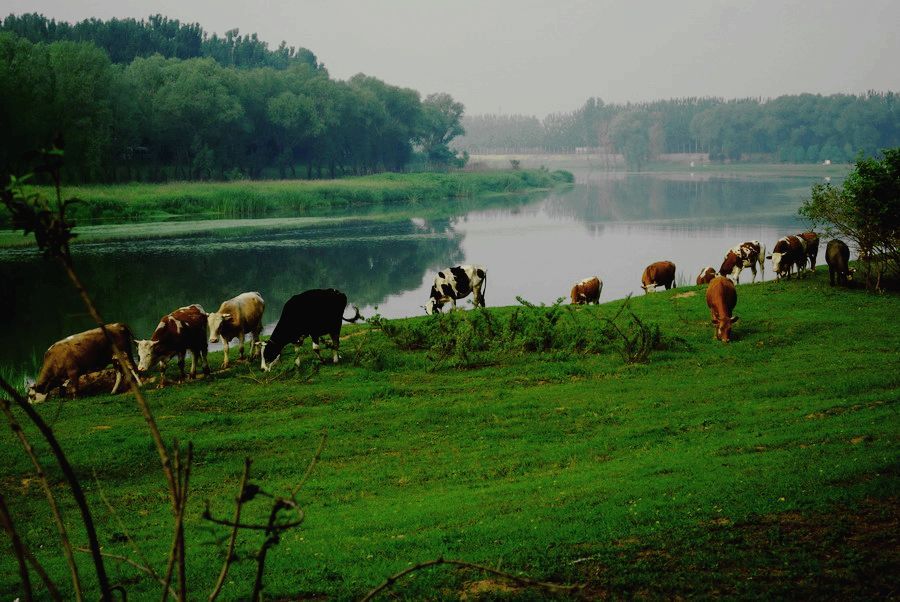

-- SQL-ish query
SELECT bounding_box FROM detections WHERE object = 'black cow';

[826,239,855,286]
[259,289,361,370]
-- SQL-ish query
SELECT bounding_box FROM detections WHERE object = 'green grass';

[0,169,573,230]
[1,269,897,600]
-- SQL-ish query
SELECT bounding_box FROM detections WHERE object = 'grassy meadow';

[1,268,898,600]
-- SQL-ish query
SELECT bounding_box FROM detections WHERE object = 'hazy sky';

[5,0,900,117]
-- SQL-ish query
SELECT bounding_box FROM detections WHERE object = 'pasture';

[1,268,897,599]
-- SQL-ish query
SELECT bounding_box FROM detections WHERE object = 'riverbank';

[0,169,573,228]
[2,270,897,599]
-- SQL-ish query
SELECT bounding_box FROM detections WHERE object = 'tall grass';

[1,169,573,226]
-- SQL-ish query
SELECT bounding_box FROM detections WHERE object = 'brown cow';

[641,261,677,293]
[826,239,855,286]
[27,323,139,403]
[705,276,739,343]
[570,276,603,304]
[696,266,717,285]
[799,231,820,270]
[767,235,807,279]
[136,304,210,386]
[208,291,265,368]
[719,240,765,283]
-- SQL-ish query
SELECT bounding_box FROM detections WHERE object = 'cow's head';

[259,341,280,371]
[711,315,739,343]
[641,283,657,294]
[769,252,785,275]
[25,379,46,404]
[207,312,231,343]
[424,298,443,315]
[135,339,163,373]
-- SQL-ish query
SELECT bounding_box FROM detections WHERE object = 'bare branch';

[0,491,34,601]
[76,547,176,599]
[360,557,580,602]
[208,458,252,602]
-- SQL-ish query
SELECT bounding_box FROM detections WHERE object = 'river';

[0,169,835,374]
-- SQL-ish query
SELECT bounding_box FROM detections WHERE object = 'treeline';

[457,94,900,169]
[0,14,466,183]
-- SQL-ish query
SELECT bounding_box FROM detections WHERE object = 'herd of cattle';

[25,233,856,402]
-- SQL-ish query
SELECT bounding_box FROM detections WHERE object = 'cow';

[719,240,766,284]
[136,304,210,386]
[425,265,487,314]
[705,276,739,343]
[696,266,717,285]
[27,323,139,403]
[767,235,807,279]
[259,289,361,371]
[570,276,602,305]
[641,261,677,293]
[207,291,265,368]
[799,231,820,270]
[826,239,855,286]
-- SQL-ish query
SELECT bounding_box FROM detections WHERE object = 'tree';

[800,148,900,290]
[417,93,466,169]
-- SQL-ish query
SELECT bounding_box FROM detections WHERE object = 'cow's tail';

[478,267,488,306]
[758,242,766,278]
[343,306,363,323]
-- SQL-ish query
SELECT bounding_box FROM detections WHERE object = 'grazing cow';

[799,231,820,270]
[705,276,739,343]
[208,291,265,368]
[260,289,361,370]
[767,235,807,279]
[696,266,717,285]
[425,265,487,314]
[641,261,677,293]
[27,323,139,403]
[719,240,766,283]
[570,276,603,304]
[136,304,210,385]
[826,239,855,286]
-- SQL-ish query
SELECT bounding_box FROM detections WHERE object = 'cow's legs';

[188,351,197,379]
[330,331,340,363]
[749,264,757,284]
[238,331,246,360]
[311,336,325,364]
[221,338,230,368]
[201,348,210,376]
[450,297,457,311]
[178,352,187,380]
[111,369,123,394]
[250,329,262,358]
[67,371,80,399]
[294,343,303,367]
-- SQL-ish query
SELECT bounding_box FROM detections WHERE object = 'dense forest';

[0,13,467,182]
[457,94,900,169]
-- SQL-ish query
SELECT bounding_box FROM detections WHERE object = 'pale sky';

[3,0,899,117]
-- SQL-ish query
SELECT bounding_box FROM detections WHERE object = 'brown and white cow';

[570,276,603,304]
[826,239,855,286]
[207,291,265,368]
[27,323,140,403]
[719,240,765,284]
[799,231,820,270]
[137,304,210,386]
[705,276,739,343]
[641,261,676,293]
[696,266,717,285]
[767,235,807,279]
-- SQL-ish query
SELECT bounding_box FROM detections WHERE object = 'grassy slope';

[1,270,897,600]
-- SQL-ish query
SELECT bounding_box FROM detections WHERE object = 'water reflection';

[1,172,825,373]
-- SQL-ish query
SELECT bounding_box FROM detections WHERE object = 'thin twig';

[291,431,328,498]
[250,499,290,601]
[23,545,63,601]
[76,547,176,599]
[0,491,33,601]
[0,379,111,601]
[0,391,83,600]
[208,458,252,602]
[360,557,580,602]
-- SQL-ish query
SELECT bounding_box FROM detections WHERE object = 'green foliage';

[457,93,900,164]
[801,147,900,288]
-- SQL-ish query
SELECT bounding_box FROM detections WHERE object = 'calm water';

[0,170,830,373]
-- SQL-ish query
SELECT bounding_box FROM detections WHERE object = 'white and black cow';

[719,240,766,284]
[425,265,487,314]
[259,289,361,370]
[768,235,807,279]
